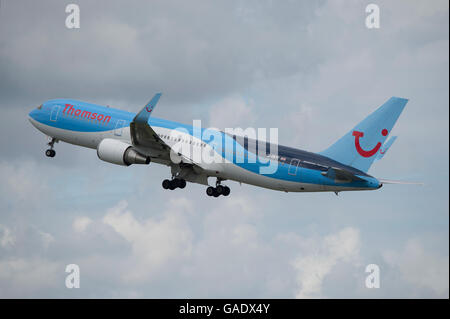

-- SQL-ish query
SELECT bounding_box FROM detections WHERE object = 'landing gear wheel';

[45,149,55,157]
[206,187,215,196]
[168,180,176,190]
[45,137,57,158]
[178,179,186,189]
[223,186,230,196]
[162,179,170,189]
[216,185,224,195]
[213,190,220,197]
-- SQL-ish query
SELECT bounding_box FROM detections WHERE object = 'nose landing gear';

[45,137,57,158]
[45,149,56,157]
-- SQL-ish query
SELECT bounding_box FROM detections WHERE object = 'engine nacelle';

[97,139,150,166]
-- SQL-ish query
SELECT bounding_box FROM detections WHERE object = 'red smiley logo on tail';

[353,129,388,158]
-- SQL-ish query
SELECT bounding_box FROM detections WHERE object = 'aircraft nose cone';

[28,108,40,122]
[29,109,37,120]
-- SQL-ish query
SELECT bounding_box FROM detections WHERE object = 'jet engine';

[97,138,150,166]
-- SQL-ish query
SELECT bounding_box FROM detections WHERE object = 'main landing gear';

[162,178,186,190]
[45,137,57,158]
[206,180,230,197]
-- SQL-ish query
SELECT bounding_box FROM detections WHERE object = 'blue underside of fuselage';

[29,99,379,189]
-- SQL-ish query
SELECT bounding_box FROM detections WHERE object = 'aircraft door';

[288,158,300,175]
[114,119,125,136]
[50,105,60,122]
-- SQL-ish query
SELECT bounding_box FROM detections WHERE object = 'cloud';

[0,0,321,106]
[0,225,15,248]
[208,96,255,129]
[292,227,361,298]
[284,103,314,147]
[54,196,365,298]
[0,257,61,298]
[38,229,55,249]
[0,194,447,298]
[0,225,60,297]
[383,239,449,297]
[102,199,193,282]
[0,160,49,207]
[72,216,93,233]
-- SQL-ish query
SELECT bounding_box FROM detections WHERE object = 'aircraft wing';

[321,167,366,182]
[130,94,204,168]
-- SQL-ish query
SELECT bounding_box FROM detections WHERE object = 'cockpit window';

[37,104,42,110]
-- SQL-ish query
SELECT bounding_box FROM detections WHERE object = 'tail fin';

[320,97,408,172]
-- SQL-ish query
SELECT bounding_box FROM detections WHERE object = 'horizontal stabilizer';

[321,167,365,182]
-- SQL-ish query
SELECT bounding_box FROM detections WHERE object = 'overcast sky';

[0,0,448,298]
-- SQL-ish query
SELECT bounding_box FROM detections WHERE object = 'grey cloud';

[0,0,322,108]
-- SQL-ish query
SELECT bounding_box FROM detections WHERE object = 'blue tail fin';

[320,97,408,172]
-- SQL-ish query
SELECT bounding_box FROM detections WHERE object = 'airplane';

[28,94,416,197]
